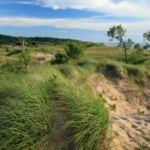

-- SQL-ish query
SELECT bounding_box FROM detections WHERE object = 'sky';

[0,0,150,43]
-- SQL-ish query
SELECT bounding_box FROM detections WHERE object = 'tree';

[143,30,150,49]
[19,49,32,71]
[107,25,134,63]
[134,43,141,50]
[51,53,69,66]
[64,42,84,60]
[133,43,143,64]
[18,36,25,51]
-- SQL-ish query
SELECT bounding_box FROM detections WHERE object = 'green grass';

[0,61,112,150]
[0,43,150,149]
[0,73,54,150]
[48,64,111,150]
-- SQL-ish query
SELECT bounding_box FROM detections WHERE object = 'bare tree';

[18,36,25,51]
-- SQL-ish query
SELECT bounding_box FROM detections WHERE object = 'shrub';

[99,43,105,46]
[6,47,9,52]
[51,53,69,65]
[111,104,116,111]
[5,49,22,56]
[64,42,84,60]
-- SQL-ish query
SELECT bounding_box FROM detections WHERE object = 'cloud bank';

[14,0,150,19]
[0,17,149,33]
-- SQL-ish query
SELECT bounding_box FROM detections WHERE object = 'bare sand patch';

[88,70,150,150]
[30,52,55,64]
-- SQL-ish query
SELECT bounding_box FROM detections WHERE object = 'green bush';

[64,42,84,60]
[6,47,10,52]
[51,53,68,65]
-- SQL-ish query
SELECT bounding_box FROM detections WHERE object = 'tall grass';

[0,74,54,150]
[48,63,111,150]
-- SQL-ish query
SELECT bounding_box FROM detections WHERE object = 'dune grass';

[0,73,54,150]
[0,61,112,150]
[50,74,111,149]
[0,42,150,149]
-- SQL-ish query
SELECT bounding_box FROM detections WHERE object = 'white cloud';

[29,0,150,19]
[60,30,68,32]
[16,1,40,5]
[0,17,149,34]
[1,0,150,19]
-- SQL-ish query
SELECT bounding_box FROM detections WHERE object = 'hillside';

[0,42,150,150]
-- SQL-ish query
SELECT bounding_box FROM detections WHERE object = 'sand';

[31,52,55,63]
[88,70,150,150]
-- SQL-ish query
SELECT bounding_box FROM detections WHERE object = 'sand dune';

[88,71,150,150]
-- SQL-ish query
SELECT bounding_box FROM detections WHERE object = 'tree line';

[0,34,78,46]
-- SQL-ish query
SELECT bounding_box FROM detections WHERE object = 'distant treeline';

[0,34,78,46]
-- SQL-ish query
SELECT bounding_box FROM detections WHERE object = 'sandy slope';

[88,70,150,150]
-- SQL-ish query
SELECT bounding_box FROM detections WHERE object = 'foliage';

[111,104,116,111]
[107,24,134,63]
[6,47,10,52]
[143,30,150,49]
[137,109,145,116]
[99,42,105,46]
[64,42,84,60]
[0,34,78,46]
[134,43,141,50]
[130,43,144,64]
[19,50,32,71]
[0,74,53,150]
[5,49,22,56]
[51,52,69,65]
[50,67,111,149]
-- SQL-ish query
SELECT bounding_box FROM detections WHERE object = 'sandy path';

[88,72,150,150]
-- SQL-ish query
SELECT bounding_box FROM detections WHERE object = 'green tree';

[51,53,68,66]
[64,42,84,60]
[19,50,32,71]
[143,30,150,49]
[134,43,141,50]
[107,25,134,63]
[133,44,143,64]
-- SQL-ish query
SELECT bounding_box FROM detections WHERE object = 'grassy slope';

[0,61,111,150]
[0,43,150,149]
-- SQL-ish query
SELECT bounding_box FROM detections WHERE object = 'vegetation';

[107,24,134,63]
[51,52,69,65]
[0,29,150,149]
[137,109,145,116]
[0,61,111,150]
[0,34,78,46]
[64,42,84,60]
[111,104,117,111]
[143,30,150,49]
[6,47,9,52]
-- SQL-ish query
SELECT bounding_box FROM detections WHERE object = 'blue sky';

[0,0,150,43]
